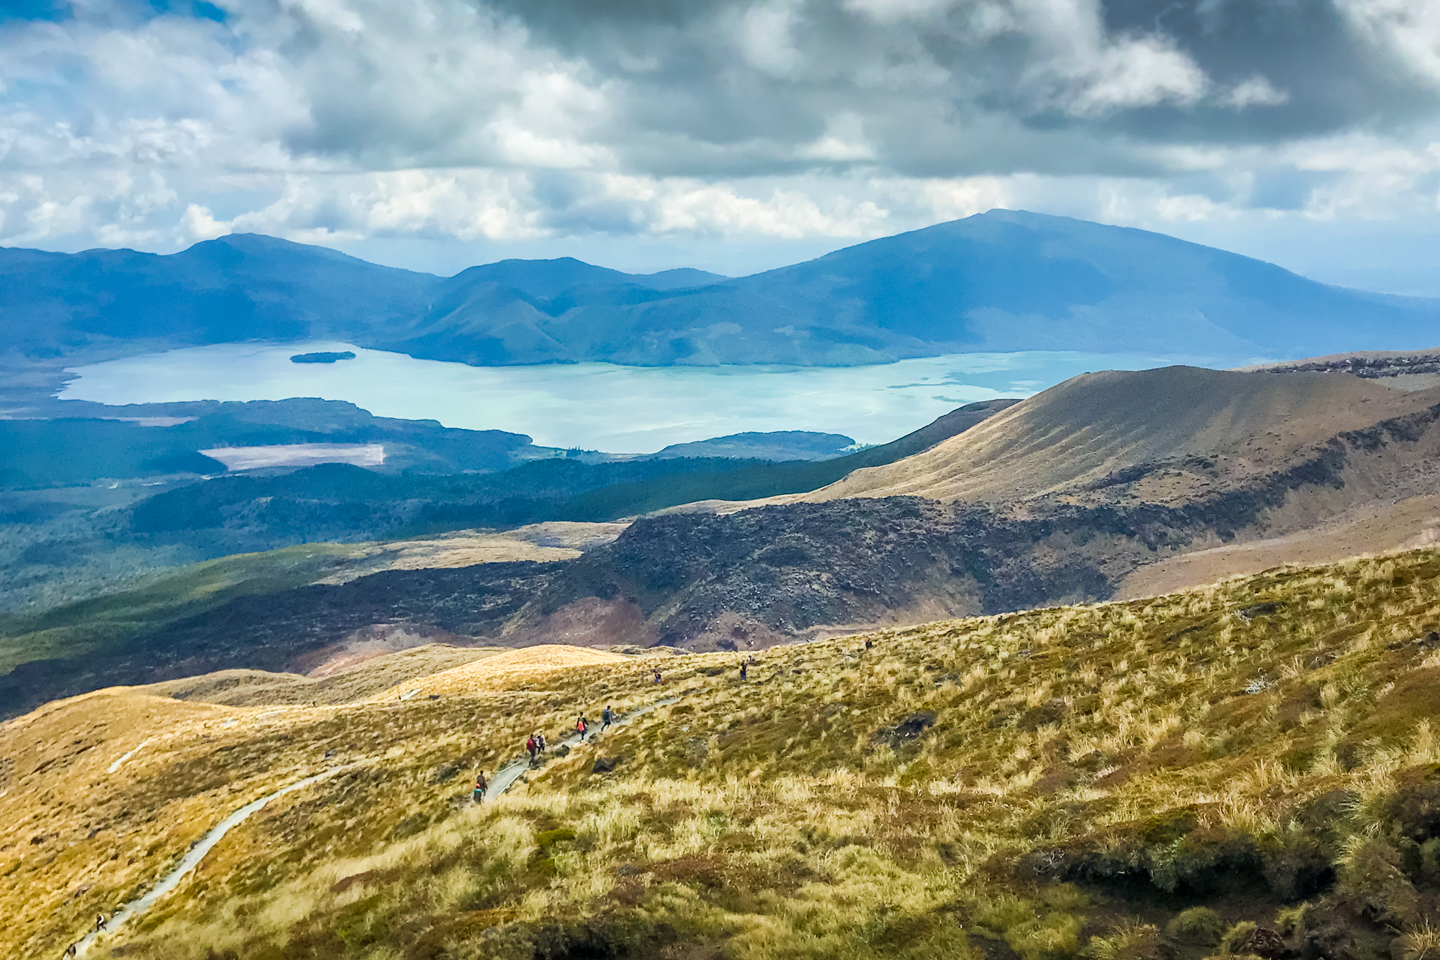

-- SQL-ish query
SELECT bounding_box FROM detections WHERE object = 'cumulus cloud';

[0,0,1439,278]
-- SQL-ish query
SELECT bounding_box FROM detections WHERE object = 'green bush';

[1084,923,1161,960]
[1274,903,1311,940]
[1420,837,1440,882]
[535,827,577,852]
[1008,913,1082,960]
[1336,839,1420,928]
[1165,907,1225,947]
[1220,921,1258,955]
[973,894,1036,938]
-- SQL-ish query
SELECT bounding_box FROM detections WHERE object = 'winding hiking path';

[73,765,353,957]
[483,695,681,798]
[68,690,689,955]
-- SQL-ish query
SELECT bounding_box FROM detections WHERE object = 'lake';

[60,342,1184,452]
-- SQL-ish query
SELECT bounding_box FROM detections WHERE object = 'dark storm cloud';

[420,0,1438,182]
[1098,0,1438,135]
[237,0,1440,186]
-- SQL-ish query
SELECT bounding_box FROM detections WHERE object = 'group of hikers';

[63,649,838,955]
[470,704,619,803]
[464,649,814,811]
[61,912,109,956]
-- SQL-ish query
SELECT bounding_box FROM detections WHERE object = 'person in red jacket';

[577,716,589,740]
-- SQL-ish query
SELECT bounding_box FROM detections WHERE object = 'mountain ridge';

[5,211,1439,367]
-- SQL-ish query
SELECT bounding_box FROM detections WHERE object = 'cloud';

[0,0,1438,278]
[1221,75,1290,109]
[1337,0,1440,87]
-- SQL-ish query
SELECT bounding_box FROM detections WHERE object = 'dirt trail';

[73,765,353,957]
[483,695,682,799]
[68,690,688,955]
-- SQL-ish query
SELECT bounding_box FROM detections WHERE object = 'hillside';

[0,398,545,490]
[10,548,1440,960]
[649,431,857,461]
[802,366,1428,504]
[6,213,1440,368]
[0,401,1035,717]
[0,397,1010,607]
[17,362,1440,714]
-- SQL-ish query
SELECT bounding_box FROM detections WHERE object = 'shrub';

[1220,921,1287,958]
[1084,923,1161,960]
[1336,839,1421,927]
[534,827,577,852]
[1274,903,1311,939]
[1009,913,1083,960]
[1165,907,1224,947]
[973,894,1037,938]
[1220,921,1257,955]
[1396,923,1440,960]
[1423,837,1440,882]
[1257,827,1333,900]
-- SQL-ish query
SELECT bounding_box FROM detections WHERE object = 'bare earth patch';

[199,443,386,470]
[312,521,630,585]
[1116,492,1440,599]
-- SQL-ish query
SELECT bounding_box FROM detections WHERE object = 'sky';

[3,0,1440,292]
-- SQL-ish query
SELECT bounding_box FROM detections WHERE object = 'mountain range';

[5,210,1439,367]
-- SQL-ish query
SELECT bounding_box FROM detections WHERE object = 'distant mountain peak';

[5,213,1439,367]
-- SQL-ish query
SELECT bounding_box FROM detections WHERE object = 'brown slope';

[800,366,1433,504]
[1113,492,1440,599]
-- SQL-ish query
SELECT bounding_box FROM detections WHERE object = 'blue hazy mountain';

[4,210,1437,366]
[0,234,439,355]
[729,210,1440,361]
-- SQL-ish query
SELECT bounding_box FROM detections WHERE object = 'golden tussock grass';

[375,645,631,699]
[12,549,1440,958]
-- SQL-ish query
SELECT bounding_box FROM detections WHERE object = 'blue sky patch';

[0,0,71,23]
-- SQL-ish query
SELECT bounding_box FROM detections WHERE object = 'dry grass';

[374,644,631,699]
[311,522,629,586]
[145,644,510,707]
[12,548,1440,958]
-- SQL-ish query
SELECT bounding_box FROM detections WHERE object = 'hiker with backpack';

[740,662,747,681]
[536,733,547,754]
[526,735,538,762]
[472,772,488,802]
[577,715,589,740]
[601,705,613,732]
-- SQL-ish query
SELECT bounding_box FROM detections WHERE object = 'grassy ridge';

[16,546,1440,959]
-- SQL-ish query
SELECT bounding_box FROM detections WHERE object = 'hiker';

[740,662,747,681]
[865,639,873,651]
[653,670,662,684]
[95,914,107,932]
[577,715,589,740]
[526,735,537,762]
[602,705,613,732]
[64,943,78,958]
[536,733,547,753]
[472,772,487,802]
